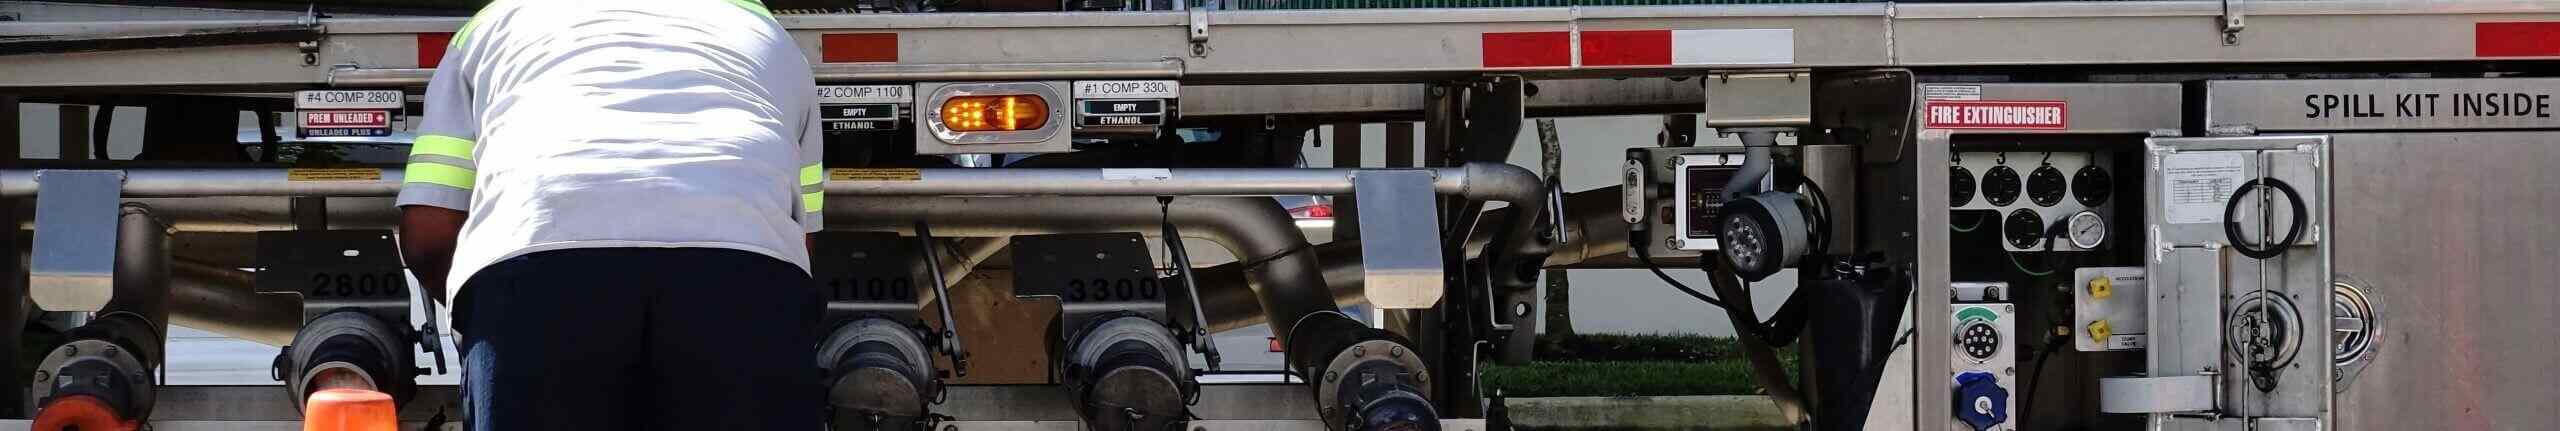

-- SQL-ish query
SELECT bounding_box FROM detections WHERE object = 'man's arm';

[397,29,480,304]
[401,206,468,304]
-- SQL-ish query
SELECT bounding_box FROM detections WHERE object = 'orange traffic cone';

[303,388,399,431]
[31,394,140,431]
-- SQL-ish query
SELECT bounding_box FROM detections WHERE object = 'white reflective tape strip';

[1671,29,1794,65]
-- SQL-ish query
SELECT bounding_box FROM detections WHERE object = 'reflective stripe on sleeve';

[405,162,476,190]
[800,163,824,212]
[728,0,773,18]
[412,135,476,161]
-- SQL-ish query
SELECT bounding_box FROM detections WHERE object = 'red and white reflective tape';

[1483,28,1793,69]
[416,33,454,68]
[2478,21,2560,57]
[821,33,900,63]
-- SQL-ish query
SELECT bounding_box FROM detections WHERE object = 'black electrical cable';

[2019,331,2067,426]
[1785,172,1835,255]
[1950,211,1987,233]
[1631,234,1735,312]
[2224,177,2306,260]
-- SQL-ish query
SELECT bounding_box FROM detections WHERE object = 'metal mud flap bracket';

[2103,135,2333,431]
[254,230,434,409]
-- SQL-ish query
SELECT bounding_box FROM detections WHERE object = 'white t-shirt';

[395,0,824,302]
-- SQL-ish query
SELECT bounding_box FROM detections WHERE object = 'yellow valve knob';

[2088,277,2114,300]
[2087,320,2113,345]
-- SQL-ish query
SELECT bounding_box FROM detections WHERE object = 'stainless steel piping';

[12,197,401,232]
[3,164,1536,199]
[825,196,1340,345]
[1179,241,1361,334]
[169,259,300,346]
[0,169,404,198]
[106,204,173,342]
[7,165,1552,352]
[1187,186,1625,334]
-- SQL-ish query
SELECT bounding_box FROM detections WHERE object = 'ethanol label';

[1074,80,1179,99]
[1080,114,1163,127]
[816,85,911,104]
[825,120,897,131]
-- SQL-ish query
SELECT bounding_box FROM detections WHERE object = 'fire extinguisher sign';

[1925,100,2069,130]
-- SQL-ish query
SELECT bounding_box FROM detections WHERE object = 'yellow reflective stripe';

[451,17,482,48]
[728,0,773,18]
[450,0,500,48]
[404,162,476,190]
[799,164,824,211]
[412,135,476,161]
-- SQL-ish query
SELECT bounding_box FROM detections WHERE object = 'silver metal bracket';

[2206,124,2259,137]
[30,170,126,312]
[2221,0,2246,46]
[1187,8,1211,57]
[299,5,323,66]
[1704,72,1813,129]
[1353,170,1446,309]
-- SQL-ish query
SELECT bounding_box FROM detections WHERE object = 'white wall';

[16,104,149,160]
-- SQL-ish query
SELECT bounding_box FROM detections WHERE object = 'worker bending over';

[396,0,825,428]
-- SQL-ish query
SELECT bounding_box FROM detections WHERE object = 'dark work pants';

[455,248,820,430]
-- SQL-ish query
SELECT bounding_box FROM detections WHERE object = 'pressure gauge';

[2064,210,2106,249]
[1982,165,2022,207]
[2027,165,2067,207]
[1950,166,1977,207]
[2003,208,2045,249]
[2073,165,2112,206]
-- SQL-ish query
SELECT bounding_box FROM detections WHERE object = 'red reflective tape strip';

[1579,30,1672,66]
[2477,22,2560,57]
[822,33,899,63]
[417,33,453,68]
[1481,31,1571,68]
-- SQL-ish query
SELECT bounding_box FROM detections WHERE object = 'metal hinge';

[2205,124,2259,137]
[298,5,324,66]
[2221,0,2246,46]
[1188,8,1212,57]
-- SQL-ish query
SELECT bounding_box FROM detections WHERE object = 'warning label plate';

[286,168,384,182]
[2160,152,2248,224]
[829,168,922,181]
[1925,100,2068,130]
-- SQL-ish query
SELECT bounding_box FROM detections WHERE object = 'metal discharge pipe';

[168,259,299,346]
[106,205,172,341]
[1186,186,1630,334]
[822,196,1341,347]
[31,205,172,427]
[5,163,1549,271]
[3,164,1537,200]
